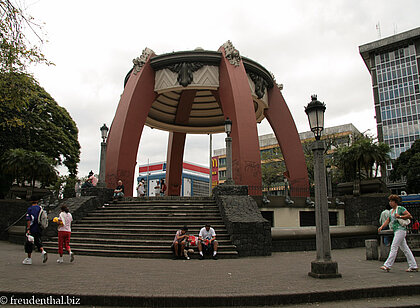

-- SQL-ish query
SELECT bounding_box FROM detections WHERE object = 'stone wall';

[213,185,272,256]
[81,187,114,202]
[43,195,107,240]
[271,226,378,252]
[0,200,30,240]
[342,194,389,226]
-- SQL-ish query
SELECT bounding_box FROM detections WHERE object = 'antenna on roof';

[376,22,381,39]
[393,23,398,35]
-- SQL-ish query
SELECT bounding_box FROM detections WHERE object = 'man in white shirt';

[198,224,218,260]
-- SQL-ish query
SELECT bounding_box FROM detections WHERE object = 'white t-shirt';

[199,227,216,240]
[137,182,145,196]
[58,212,73,232]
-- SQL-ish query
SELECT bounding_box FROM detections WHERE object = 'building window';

[219,170,226,179]
[261,211,274,227]
[219,157,226,167]
[299,211,338,227]
[192,179,210,196]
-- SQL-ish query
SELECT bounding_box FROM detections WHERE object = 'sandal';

[405,268,418,272]
[380,266,391,272]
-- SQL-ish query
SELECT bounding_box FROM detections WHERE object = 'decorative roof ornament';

[249,72,268,99]
[222,40,241,66]
[132,48,154,75]
[167,62,204,87]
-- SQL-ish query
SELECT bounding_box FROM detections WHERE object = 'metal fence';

[248,185,310,197]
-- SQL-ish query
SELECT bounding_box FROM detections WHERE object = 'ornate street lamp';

[98,124,109,187]
[224,117,232,137]
[305,95,326,140]
[100,124,109,143]
[305,95,341,279]
[224,117,234,185]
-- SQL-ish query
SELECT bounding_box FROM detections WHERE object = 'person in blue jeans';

[378,194,418,272]
[379,208,391,246]
[113,180,124,201]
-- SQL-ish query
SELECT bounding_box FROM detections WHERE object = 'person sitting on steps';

[198,224,218,260]
[113,180,124,201]
[171,226,189,260]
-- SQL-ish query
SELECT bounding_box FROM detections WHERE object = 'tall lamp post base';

[308,260,342,279]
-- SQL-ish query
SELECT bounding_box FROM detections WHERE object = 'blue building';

[137,161,210,196]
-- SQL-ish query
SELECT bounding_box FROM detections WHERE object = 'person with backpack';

[56,205,74,263]
[378,194,418,272]
[23,200,48,265]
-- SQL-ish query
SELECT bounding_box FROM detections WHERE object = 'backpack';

[37,206,49,229]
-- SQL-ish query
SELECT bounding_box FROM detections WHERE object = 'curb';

[1,284,420,307]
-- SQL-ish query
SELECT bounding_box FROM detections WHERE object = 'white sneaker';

[70,252,74,263]
[42,250,48,263]
[22,257,32,265]
[57,257,63,263]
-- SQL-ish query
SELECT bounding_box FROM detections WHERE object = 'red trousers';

[58,231,71,255]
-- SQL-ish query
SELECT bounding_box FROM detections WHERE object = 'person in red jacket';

[412,220,419,234]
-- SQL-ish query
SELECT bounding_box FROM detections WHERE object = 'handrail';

[1,212,26,235]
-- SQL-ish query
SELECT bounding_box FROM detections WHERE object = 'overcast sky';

[27,0,420,180]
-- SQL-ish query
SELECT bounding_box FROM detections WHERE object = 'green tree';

[406,153,420,193]
[0,73,80,175]
[0,148,57,187]
[260,147,285,188]
[1,0,53,129]
[390,139,420,193]
[333,134,390,182]
[1,0,51,74]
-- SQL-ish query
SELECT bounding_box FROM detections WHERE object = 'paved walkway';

[0,241,419,307]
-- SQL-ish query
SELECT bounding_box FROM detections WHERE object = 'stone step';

[41,246,238,259]
[44,241,236,251]
[100,206,218,211]
[110,202,217,207]
[48,237,233,246]
[84,213,222,219]
[77,218,224,224]
[89,207,219,214]
[71,227,229,234]
[69,231,231,240]
[73,220,224,227]
[72,224,227,231]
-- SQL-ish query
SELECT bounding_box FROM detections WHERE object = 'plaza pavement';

[0,241,419,307]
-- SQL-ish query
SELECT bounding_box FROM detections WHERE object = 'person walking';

[137,178,145,197]
[23,200,48,265]
[56,205,74,263]
[378,194,418,272]
[379,207,391,246]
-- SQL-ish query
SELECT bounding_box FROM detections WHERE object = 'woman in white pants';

[378,194,418,272]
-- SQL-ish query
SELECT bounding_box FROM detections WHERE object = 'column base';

[308,260,342,279]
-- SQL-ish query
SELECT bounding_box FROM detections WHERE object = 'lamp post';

[98,124,109,187]
[224,117,234,185]
[305,95,341,279]
[326,164,333,198]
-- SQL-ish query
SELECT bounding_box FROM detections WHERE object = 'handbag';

[396,206,411,227]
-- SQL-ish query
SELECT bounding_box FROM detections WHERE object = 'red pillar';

[165,90,196,196]
[265,86,309,197]
[165,132,186,196]
[105,54,157,196]
[218,47,262,195]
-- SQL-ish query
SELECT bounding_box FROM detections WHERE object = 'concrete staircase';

[43,197,238,259]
